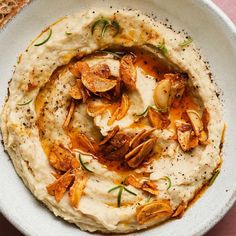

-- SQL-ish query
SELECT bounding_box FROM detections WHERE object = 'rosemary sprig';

[91,19,109,35]
[136,106,150,117]
[101,21,110,37]
[111,20,120,37]
[124,187,137,196]
[108,185,121,193]
[91,18,120,37]
[17,99,33,106]
[179,37,193,47]
[101,50,125,59]
[208,170,220,186]
[157,39,168,55]
[163,176,172,190]
[79,154,93,173]
[34,29,52,46]
[108,184,137,207]
[136,105,166,117]
[117,186,124,207]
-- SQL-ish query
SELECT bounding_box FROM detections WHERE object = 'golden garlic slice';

[136,199,173,224]
[69,170,88,208]
[116,93,130,120]
[153,79,171,110]
[199,130,208,144]
[172,203,186,218]
[69,61,90,78]
[47,170,75,203]
[186,110,203,136]
[63,100,75,129]
[129,128,156,149]
[120,54,137,90]
[69,83,83,100]
[142,181,158,196]
[125,138,156,168]
[49,144,79,171]
[99,126,119,145]
[87,100,111,117]
[124,175,142,189]
[81,74,117,93]
[148,108,170,129]
[107,94,130,125]
[76,133,97,153]
[175,120,192,151]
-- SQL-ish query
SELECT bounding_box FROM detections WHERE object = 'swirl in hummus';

[0,10,225,233]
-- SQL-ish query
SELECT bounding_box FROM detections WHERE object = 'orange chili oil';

[36,46,200,174]
[133,46,176,78]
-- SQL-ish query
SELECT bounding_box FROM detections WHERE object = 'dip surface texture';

[0,10,224,233]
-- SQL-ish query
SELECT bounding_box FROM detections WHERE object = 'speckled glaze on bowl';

[0,0,235,235]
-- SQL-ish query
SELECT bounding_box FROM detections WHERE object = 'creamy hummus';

[0,9,224,233]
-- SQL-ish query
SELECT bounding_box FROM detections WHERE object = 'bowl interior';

[0,0,236,235]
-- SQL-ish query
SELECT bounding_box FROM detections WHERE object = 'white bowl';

[0,0,235,235]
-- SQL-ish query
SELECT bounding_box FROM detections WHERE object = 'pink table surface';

[206,1,236,235]
[0,0,236,235]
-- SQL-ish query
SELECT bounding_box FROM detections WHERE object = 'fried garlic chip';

[136,200,173,224]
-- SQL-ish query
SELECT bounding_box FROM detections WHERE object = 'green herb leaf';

[124,187,137,196]
[164,176,172,190]
[91,18,120,38]
[79,154,93,173]
[209,170,220,186]
[108,184,137,207]
[17,99,33,106]
[157,39,168,55]
[101,21,110,37]
[136,105,166,117]
[108,185,121,193]
[101,50,125,59]
[91,19,109,35]
[65,32,72,35]
[146,194,152,203]
[179,37,193,47]
[111,20,120,36]
[117,186,124,207]
[136,106,150,117]
[34,29,52,46]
